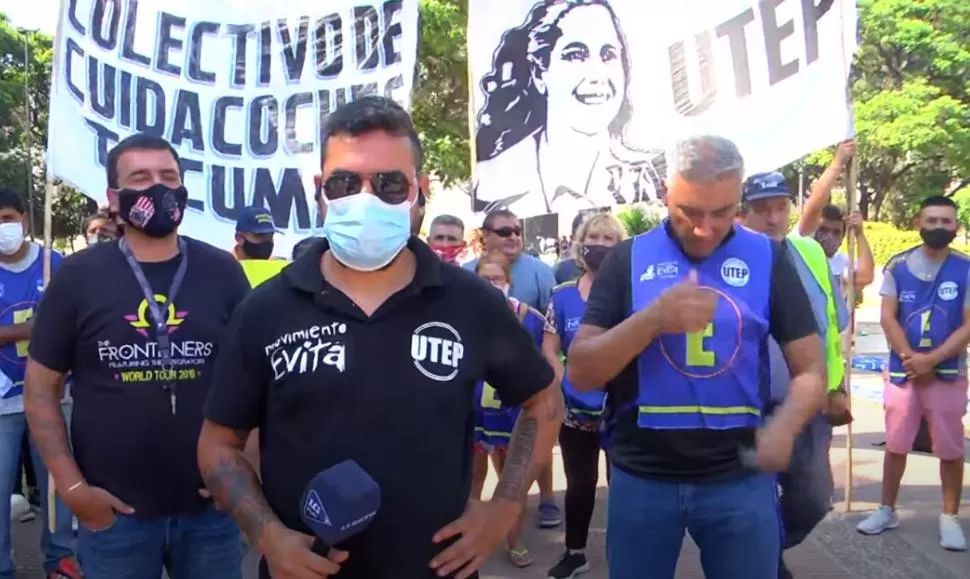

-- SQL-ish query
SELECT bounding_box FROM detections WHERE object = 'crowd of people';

[0,96,959,579]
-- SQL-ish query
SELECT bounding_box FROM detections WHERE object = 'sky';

[2,0,60,35]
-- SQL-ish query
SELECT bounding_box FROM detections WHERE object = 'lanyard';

[119,237,188,414]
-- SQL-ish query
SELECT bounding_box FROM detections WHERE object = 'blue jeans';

[779,414,833,549]
[608,466,780,579]
[77,507,242,579]
[0,408,76,577]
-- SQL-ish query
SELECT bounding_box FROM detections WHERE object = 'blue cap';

[235,206,277,234]
[742,172,792,203]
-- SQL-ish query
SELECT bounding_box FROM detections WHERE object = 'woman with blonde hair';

[544,213,627,579]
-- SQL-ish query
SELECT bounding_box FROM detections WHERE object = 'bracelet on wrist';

[63,480,85,495]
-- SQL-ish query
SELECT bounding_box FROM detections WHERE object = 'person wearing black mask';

[543,213,626,579]
[858,194,970,551]
[233,206,289,288]
[24,133,251,578]
[233,206,277,260]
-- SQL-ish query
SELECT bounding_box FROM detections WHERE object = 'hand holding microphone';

[262,460,381,579]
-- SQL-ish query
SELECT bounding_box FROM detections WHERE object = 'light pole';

[19,27,38,240]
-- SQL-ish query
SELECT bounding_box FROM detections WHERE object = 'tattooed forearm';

[493,415,538,501]
[493,386,563,502]
[199,428,280,544]
[24,366,81,490]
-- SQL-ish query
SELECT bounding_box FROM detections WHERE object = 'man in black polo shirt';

[24,133,250,578]
[198,96,562,579]
[566,135,827,579]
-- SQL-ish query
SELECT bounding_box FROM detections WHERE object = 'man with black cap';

[233,206,288,288]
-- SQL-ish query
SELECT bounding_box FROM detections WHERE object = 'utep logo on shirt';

[264,323,347,381]
[123,293,186,336]
[411,321,464,382]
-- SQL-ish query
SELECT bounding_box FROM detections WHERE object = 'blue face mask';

[321,193,412,271]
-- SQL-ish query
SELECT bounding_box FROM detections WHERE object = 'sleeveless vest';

[886,249,970,384]
[631,224,772,430]
[786,234,845,392]
[239,259,289,288]
[551,282,606,430]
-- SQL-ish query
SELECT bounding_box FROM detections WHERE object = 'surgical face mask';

[117,184,188,238]
[0,223,24,255]
[814,231,842,257]
[321,193,411,271]
[920,227,956,250]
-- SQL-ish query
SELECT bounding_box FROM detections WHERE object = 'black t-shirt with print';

[29,237,250,517]
[204,237,554,579]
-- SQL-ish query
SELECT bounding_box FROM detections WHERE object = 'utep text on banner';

[48,0,419,256]
[468,0,857,218]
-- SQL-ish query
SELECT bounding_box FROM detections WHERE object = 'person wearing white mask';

[198,96,563,579]
[0,188,79,578]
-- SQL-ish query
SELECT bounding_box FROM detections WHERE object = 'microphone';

[299,459,382,556]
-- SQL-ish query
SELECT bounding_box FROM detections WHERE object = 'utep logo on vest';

[720,258,750,288]
[938,281,959,301]
[411,321,464,382]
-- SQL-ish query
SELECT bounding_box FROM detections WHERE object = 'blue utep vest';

[552,282,606,428]
[0,249,59,399]
[886,249,970,384]
[473,298,546,443]
[631,224,772,430]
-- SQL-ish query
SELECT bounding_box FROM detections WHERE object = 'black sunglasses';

[320,170,412,205]
[487,226,522,238]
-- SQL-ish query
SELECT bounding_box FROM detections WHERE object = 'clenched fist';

[649,270,718,334]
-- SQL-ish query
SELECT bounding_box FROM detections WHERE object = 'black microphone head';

[300,460,381,547]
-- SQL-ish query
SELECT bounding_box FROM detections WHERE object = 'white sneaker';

[857,505,899,535]
[939,514,967,551]
[10,494,32,523]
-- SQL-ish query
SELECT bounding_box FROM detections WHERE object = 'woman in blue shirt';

[544,213,627,579]
[471,250,559,568]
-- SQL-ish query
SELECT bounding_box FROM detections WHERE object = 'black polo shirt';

[581,224,818,482]
[204,237,554,579]
[28,237,250,516]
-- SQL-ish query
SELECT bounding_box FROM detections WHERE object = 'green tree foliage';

[0,15,95,242]
[413,0,471,188]
[616,204,662,236]
[786,0,970,225]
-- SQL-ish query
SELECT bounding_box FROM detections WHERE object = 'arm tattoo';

[200,433,279,543]
[493,414,538,501]
[25,377,72,462]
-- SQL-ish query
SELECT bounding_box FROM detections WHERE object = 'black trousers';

[559,424,608,550]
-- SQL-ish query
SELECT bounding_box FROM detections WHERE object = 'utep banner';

[47,0,419,256]
[468,0,857,217]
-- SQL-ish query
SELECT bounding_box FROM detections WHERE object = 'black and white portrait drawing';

[471,0,667,217]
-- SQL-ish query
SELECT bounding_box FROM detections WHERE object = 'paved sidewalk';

[9,381,970,578]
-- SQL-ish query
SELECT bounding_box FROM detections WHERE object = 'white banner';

[48,0,419,257]
[468,0,857,218]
